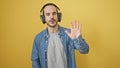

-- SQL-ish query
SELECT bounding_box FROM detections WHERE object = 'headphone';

[40,3,62,24]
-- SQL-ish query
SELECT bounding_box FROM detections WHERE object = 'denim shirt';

[31,26,89,68]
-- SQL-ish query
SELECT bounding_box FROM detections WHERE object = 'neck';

[48,25,59,33]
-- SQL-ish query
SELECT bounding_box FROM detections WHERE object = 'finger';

[79,23,82,32]
[70,22,73,29]
[78,21,81,30]
[74,20,76,28]
[77,20,79,29]
[65,30,71,37]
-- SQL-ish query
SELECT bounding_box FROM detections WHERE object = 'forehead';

[43,5,57,13]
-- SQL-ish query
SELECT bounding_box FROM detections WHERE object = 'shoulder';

[59,26,70,32]
[60,26,71,35]
[59,26,71,38]
[34,29,46,41]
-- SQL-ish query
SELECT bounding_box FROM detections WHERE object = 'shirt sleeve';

[72,35,89,54]
[31,39,41,68]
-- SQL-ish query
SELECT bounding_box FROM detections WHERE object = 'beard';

[47,18,58,28]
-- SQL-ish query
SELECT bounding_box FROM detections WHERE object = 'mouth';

[50,20,54,23]
[49,18,56,23]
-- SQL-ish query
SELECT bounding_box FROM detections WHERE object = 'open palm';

[65,20,82,39]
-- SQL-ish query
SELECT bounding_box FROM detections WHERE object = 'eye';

[53,12,57,15]
[45,13,50,16]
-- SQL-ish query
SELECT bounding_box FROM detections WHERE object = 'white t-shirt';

[47,32,67,68]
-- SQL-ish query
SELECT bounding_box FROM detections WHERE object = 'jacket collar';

[43,25,64,39]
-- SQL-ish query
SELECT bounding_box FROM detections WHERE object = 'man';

[31,3,89,68]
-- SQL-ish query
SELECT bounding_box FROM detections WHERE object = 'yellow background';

[0,0,120,68]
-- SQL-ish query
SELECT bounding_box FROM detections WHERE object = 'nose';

[50,14,54,18]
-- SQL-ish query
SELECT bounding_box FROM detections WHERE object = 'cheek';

[54,15,58,20]
[45,16,50,21]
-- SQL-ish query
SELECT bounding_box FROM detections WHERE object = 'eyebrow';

[45,11,57,15]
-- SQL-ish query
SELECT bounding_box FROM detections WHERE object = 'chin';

[47,23,58,28]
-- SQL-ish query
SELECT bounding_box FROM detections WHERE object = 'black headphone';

[40,3,62,24]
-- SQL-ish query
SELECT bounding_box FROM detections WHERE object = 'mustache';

[49,18,56,22]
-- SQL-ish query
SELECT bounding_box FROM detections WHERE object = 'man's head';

[40,3,62,28]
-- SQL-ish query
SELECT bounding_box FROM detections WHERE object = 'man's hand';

[65,20,82,39]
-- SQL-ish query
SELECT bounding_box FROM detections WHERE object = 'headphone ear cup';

[57,13,62,22]
[40,15,46,24]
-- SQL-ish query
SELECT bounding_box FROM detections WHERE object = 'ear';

[40,15,46,24]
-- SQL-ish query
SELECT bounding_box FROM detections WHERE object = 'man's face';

[43,5,58,28]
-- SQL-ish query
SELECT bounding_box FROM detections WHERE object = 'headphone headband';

[40,3,60,13]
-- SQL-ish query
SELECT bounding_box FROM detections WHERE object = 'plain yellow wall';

[0,0,120,68]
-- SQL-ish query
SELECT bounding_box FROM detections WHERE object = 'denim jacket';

[31,26,89,68]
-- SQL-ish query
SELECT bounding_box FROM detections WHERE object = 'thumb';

[65,30,71,37]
